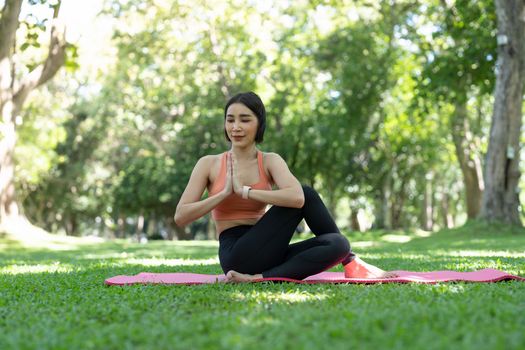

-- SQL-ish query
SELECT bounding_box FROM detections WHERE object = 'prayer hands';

[223,152,243,197]
[222,152,233,196]
[230,152,244,196]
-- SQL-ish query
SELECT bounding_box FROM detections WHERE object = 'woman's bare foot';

[344,257,398,279]
[225,270,263,283]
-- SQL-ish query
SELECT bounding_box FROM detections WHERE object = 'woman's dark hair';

[224,91,266,143]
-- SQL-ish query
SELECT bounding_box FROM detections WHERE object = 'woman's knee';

[327,233,350,259]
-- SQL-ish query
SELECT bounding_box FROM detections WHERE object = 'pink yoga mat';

[105,268,524,286]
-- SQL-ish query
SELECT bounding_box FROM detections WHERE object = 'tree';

[98,0,266,239]
[480,0,525,225]
[23,104,108,236]
[413,0,497,219]
[0,0,67,232]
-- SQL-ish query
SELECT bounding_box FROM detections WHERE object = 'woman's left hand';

[230,153,244,196]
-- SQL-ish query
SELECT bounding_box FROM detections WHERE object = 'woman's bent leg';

[218,185,354,277]
[300,186,355,265]
[262,233,350,280]
[219,205,303,274]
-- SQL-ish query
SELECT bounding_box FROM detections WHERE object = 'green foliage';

[113,153,179,212]
[21,98,109,235]
[94,0,273,223]
[14,0,519,235]
[16,0,66,71]
[64,43,80,72]
[415,0,496,99]
[16,84,71,192]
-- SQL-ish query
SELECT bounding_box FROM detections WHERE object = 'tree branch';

[13,1,66,108]
[0,0,23,61]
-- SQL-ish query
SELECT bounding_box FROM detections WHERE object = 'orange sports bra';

[209,151,272,221]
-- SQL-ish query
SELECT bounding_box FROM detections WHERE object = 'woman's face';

[225,103,259,146]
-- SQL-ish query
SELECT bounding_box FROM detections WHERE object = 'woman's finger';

[227,152,231,174]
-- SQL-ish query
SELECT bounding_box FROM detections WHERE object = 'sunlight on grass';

[381,234,413,243]
[443,259,523,274]
[229,290,330,304]
[351,241,376,248]
[438,250,525,258]
[413,230,433,238]
[124,257,219,266]
[0,227,524,350]
[1,220,104,251]
[432,284,466,294]
[163,240,219,247]
[1,262,74,275]
[81,251,209,260]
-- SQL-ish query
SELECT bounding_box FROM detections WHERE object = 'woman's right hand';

[222,152,234,196]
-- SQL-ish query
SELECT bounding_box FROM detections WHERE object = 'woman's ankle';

[341,253,356,266]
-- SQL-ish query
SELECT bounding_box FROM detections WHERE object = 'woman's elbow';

[174,210,186,227]
[295,192,305,208]
[174,217,184,227]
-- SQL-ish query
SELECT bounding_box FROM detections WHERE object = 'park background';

[1,1,525,349]
[1,0,524,240]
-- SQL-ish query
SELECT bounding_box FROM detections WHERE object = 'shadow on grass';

[2,220,524,278]
[400,220,525,252]
[0,238,219,271]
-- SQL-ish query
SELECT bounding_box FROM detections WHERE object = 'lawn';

[1,221,524,350]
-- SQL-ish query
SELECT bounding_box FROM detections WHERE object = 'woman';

[174,92,396,282]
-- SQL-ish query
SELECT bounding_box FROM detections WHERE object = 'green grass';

[1,221,525,350]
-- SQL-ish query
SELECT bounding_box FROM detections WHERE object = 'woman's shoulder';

[261,151,285,163]
[200,151,227,161]
[196,153,226,181]
[195,152,225,167]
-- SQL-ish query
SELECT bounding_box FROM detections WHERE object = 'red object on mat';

[105,268,524,286]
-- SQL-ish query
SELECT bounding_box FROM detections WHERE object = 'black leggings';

[218,185,355,280]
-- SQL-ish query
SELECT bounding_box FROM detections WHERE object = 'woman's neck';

[230,145,257,161]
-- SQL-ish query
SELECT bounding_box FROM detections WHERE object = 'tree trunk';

[64,213,78,236]
[206,215,216,240]
[480,0,525,225]
[421,173,434,231]
[165,208,192,240]
[349,209,361,232]
[391,176,407,230]
[136,213,145,241]
[440,191,455,229]
[451,99,484,219]
[374,168,392,229]
[164,216,174,240]
[173,224,192,240]
[0,112,20,220]
[327,193,338,224]
[146,216,156,236]
[0,1,66,233]
[116,215,126,238]
[0,0,23,224]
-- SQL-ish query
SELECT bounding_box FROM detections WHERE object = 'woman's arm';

[240,153,304,208]
[174,155,231,227]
